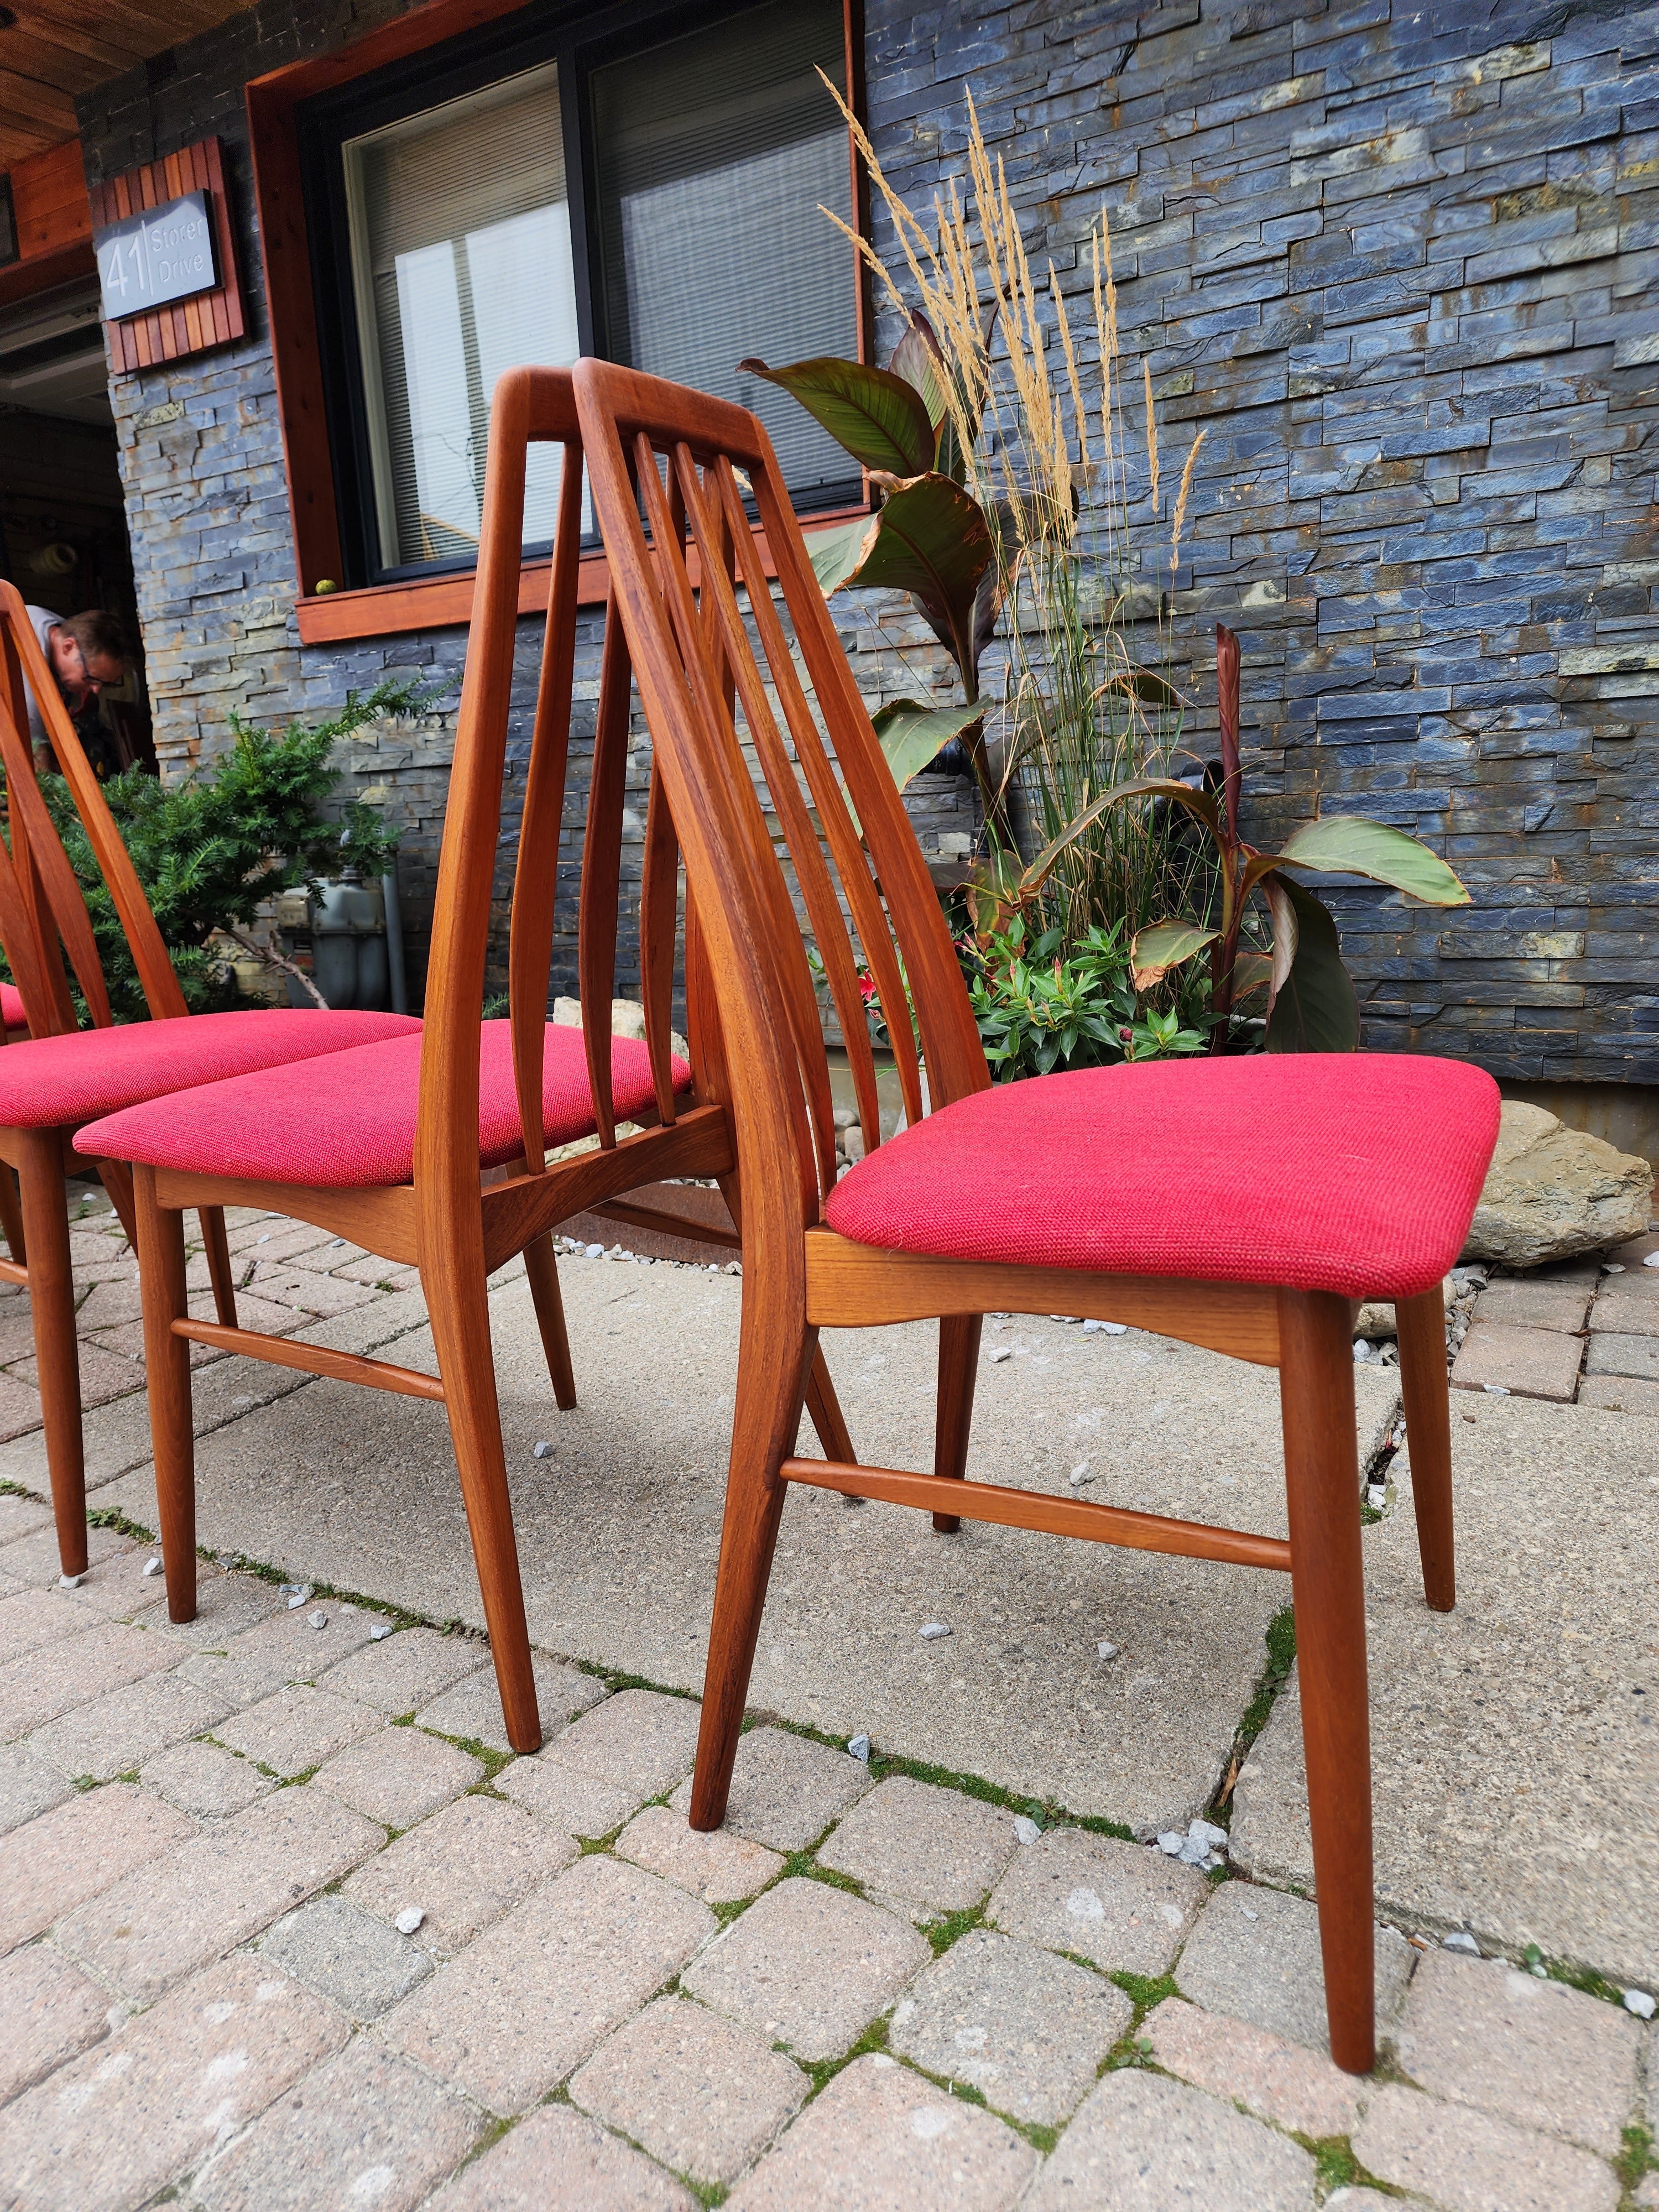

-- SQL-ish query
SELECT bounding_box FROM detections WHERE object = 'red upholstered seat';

[0,1008,421,1131]
[76,1020,693,1189]
[823,1055,1501,1303]
[1,984,24,1033]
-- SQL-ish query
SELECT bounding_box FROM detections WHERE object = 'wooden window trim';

[248,0,870,647]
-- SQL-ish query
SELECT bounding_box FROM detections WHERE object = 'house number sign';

[95,191,218,321]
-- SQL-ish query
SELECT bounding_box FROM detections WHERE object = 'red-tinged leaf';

[1130,920,1218,991]
[1265,878,1359,1052]
[1277,815,1470,905]
[738,355,935,476]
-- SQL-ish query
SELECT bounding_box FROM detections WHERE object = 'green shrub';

[967,917,1208,1080]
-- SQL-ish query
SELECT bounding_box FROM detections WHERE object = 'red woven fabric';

[0,1009,420,1131]
[824,1055,1501,1301]
[77,1021,693,1188]
[0,985,23,1032]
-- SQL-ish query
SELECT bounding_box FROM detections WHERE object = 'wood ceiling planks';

[1,0,253,170]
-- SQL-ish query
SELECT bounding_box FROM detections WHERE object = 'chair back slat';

[509,444,585,1175]
[639,770,680,1126]
[574,361,991,1239]
[576,608,631,1151]
[0,582,187,1030]
[628,425,822,1223]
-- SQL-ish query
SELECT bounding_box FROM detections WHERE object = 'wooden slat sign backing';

[88,138,245,374]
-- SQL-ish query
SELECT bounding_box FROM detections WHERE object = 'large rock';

[1463,1102,1652,1267]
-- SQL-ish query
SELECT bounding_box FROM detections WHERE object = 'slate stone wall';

[867,0,1659,1081]
[76,0,1657,1072]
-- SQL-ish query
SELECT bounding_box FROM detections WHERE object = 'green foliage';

[36,680,425,1022]
[967,917,1208,1080]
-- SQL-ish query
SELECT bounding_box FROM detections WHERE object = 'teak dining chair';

[572,357,1502,2075]
[0,583,420,1582]
[77,367,854,1755]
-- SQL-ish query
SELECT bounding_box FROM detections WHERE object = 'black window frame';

[297,0,863,592]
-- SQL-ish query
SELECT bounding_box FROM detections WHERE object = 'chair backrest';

[413,365,685,1217]
[0,581,190,1036]
[572,358,990,1241]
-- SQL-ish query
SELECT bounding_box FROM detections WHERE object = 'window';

[302,0,858,591]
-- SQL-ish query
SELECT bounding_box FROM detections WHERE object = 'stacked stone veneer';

[79,0,1657,1072]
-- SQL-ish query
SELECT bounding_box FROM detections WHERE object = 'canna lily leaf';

[1129,920,1218,992]
[737,355,935,477]
[1277,815,1469,905]
[838,474,995,695]
[1230,950,1275,1000]
[889,317,950,431]
[1098,667,1181,709]
[870,698,987,792]
[808,515,877,596]
[1261,873,1298,1011]
[1265,878,1359,1053]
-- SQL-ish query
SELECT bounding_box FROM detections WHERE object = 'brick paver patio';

[0,1191,1653,2208]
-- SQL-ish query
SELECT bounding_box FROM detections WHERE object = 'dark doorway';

[0,275,154,771]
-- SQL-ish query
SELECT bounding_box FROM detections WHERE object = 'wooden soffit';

[0,0,256,169]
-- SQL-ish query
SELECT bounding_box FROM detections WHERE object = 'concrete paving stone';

[0,1743,71,1835]
[495,1747,644,1836]
[317,1625,486,1715]
[330,1256,420,1288]
[985,1828,1207,1978]
[236,1222,338,1264]
[1585,1333,1659,1383]
[1395,1948,1641,2155]
[543,1685,702,1797]
[415,1649,606,1752]
[615,1802,785,1903]
[29,1667,233,1781]
[570,1993,807,2186]
[1590,1288,1659,1337]
[0,1953,348,2212]
[194,2037,482,2212]
[682,1876,930,2062]
[888,1927,1130,2124]
[0,1942,112,2104]
[178,1643,295,1711]
[1229,1401,1659,1991]
[1322,2195,1399,2211]
[1474,1280,1592,1332]
[11,1342,145,1410]
[1141,1994,1365,2139]
[0,1519,130,1588]
[140,1737,276,1817]
[150,1567,285,1648]
[47,1541,174,1619]
[1354,2081,1620,2212]
[0,1616,179,1741]
[54,1785,382,2000]
[1577,1374,1659,1415]
[0,1495,51,1542]
[384,1852,716,2112]
[423,2106,696,2212]
[816,1774,1020,1916]
[0,1587,89,1666]
[311,1723,483,1827]
[229,1599,380,1682]
[668,1723,872,1851]
[1024,2065,1317,2211]
[0,1781,192,1953]
[344,1792,579,1953]
[0,1373,40,1442]
[247,1263,379,1316]
[280,1237,369,1275]
[727,2051,1036,2212]
[215,1684,381,1779]
[257,1893,433,2018]
[1174,1882,1412,2056]
[1637,2178,1659,2211]
[1452,1319,1584,1401]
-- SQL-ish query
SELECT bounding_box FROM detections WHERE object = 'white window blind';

[343,62,582,572]
[591,1,857,504]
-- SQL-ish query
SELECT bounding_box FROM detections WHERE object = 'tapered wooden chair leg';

[199,1208,239,1329]
[1278,1287,1376,2077]
[95,1157,138,1248]
[425,1254,542,1754]
[1395,1285,1454,1612]
[18,1129,86,1578]
[804,1348,855,1464]
[931,1313,982,1532]
[523,1234,577,1410]
[0,1165,26,1269]
[134,1165,198,1623]
[690,1318,818,1832]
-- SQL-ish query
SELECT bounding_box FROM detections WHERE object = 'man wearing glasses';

[23,604,132,778]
